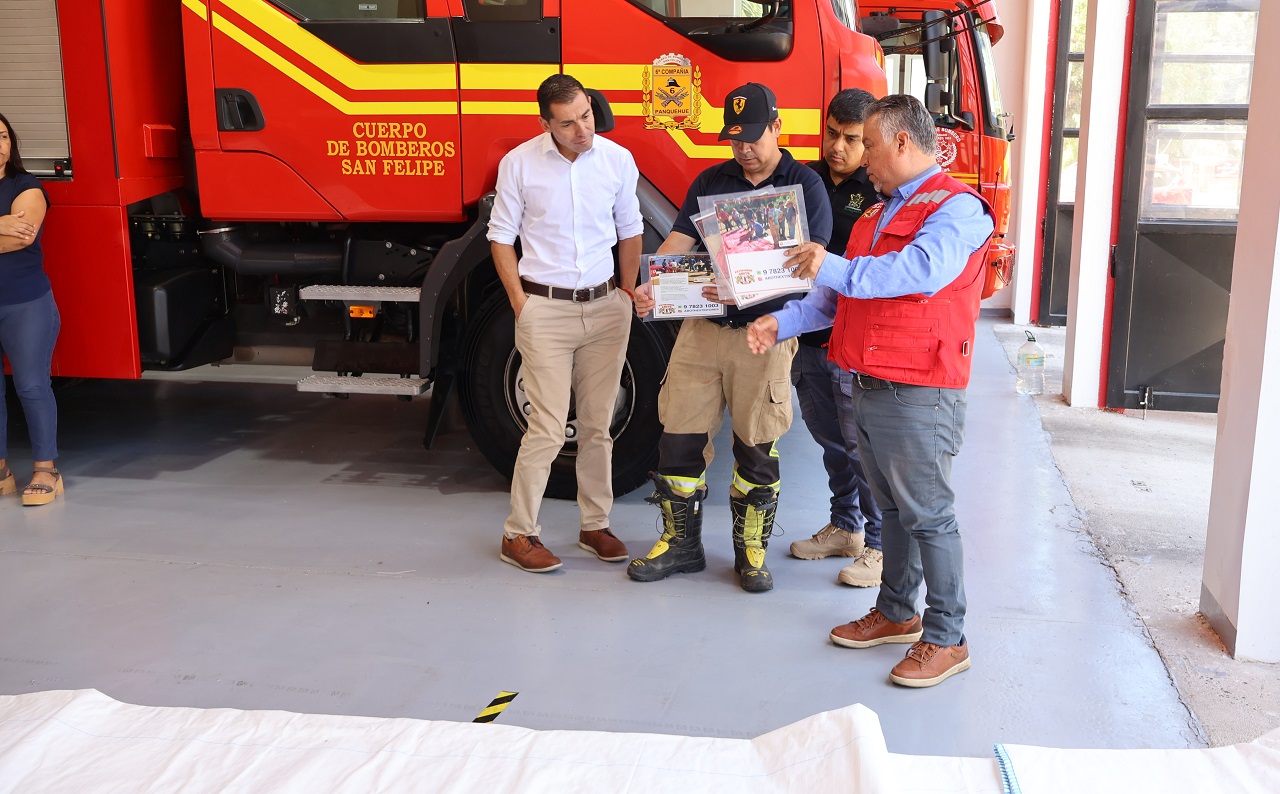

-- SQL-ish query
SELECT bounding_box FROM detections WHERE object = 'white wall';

[981,0,1029,313]
[980,0,1054,323]
[1200,0,1280,662]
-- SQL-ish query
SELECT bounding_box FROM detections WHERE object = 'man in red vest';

[747,95,994,688]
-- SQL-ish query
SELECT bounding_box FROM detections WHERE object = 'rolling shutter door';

[0,0,70,175]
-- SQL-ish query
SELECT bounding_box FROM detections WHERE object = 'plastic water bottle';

[1016,330,1046,395]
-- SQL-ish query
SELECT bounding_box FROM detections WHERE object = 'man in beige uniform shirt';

[487,74,644,573]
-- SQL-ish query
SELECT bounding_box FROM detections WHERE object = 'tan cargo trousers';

[503,289,632,538]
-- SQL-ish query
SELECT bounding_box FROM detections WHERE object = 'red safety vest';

[829,172,994,389]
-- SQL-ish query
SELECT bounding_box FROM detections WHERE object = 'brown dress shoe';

[500,535,563,573]
[829,608,924,649]
[578,528,628,562]
[889,640,971,688]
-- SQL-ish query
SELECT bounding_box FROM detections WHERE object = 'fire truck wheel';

[460,292,670,500]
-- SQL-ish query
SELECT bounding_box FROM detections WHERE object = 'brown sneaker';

[500,535,563,573]
[578,528,628,562]
[837,548,883,587]
[789,523,865,560]
[889,640,971,688]
[829,608,923,649]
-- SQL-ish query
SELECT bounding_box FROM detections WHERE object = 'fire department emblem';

[935,127,962,169]
[643,53,702,130]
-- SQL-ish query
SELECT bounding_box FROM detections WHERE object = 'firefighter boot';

[627,473,707,582]
[731,486,779,593]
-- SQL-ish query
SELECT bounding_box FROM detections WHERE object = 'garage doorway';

[1106,0,1257,411]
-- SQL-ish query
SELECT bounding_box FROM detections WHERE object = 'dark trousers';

[0,291,60,461]
[791,344,881,548]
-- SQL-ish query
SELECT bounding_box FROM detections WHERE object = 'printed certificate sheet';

[640,253,726,321]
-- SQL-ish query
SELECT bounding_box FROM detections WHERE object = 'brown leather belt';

[520,277,616,303]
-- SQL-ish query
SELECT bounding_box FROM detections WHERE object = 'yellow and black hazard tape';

[473,691,518,723]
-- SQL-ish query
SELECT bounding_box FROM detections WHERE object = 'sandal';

[22,466,64,507]
[1,466,15,496]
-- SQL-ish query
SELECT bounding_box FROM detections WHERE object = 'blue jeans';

[791,344,881,548]
[0,291,60,461]
[845,376,967,647]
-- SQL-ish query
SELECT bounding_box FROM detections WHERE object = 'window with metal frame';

[1137,0,1256,223]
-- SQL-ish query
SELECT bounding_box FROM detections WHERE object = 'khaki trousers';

[658,318,798,447]
[503,289,632,537]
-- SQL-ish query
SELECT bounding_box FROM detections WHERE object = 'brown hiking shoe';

[889,641,971,688]
[829,608,923,649]
[500,535,563,573]
[578,528,628,562]
[837,548,883,587]
[790,524,865,560]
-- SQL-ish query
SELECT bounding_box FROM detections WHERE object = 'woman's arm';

[0,188,48,254]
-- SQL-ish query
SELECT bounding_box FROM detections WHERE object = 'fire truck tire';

[459,291,670,500]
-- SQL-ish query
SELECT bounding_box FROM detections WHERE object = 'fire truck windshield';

[974,26,1007,130]
[829,0,858,29]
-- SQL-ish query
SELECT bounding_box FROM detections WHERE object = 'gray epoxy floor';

[0,319,1200,758]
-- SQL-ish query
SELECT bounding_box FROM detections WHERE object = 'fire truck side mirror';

[922,11,953,81]
[925,84,949,117]
[585,88,615,134]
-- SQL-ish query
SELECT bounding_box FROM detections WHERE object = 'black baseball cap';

[718,83,779,143]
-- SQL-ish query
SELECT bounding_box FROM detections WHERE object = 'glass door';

[1107,0,1257,411]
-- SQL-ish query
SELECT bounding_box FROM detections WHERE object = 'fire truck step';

[298,286,421,302]
[296,375,429,396]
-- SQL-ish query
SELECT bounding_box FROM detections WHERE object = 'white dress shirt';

[487,132,644,289]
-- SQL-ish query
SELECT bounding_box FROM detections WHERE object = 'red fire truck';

[3,0,1011,497]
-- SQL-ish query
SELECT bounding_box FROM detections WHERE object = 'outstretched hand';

[785,242,828,280]
[746,315,779,355]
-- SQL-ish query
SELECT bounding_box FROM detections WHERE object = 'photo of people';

[648,253,716,283]
[693,186,813,308]
[712,190,804,255]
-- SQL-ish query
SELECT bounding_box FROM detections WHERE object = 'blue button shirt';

[774,165,993,341]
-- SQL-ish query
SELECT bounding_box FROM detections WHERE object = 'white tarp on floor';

[0,689,911,792]
[0,690,1277,793]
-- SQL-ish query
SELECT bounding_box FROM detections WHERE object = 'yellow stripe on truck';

[461,101,540,116]
[459,63,552,90]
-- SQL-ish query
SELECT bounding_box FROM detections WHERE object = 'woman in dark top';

[0,112,62,506]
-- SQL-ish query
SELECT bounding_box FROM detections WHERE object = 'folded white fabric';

[995,727,1280,794]
[0,689,891,792]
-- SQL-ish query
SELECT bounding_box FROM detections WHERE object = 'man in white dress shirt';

[487,74,644,573]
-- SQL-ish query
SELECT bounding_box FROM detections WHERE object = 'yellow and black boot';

[731,486,779,593]
[627,472,707,582]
